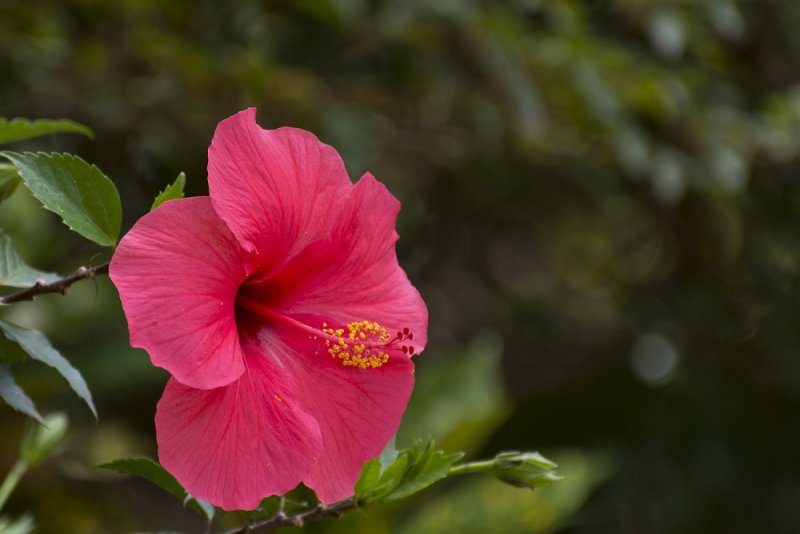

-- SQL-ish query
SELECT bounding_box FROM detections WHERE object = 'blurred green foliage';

[2,0,800,532]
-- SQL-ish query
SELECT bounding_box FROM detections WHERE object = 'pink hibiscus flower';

[109,108,428,511]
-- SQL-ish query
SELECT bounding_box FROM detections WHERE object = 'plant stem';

[0,459,28,512]
[447,459,495,477]
[222,498,361,534]
[0,261,109,304]
[223,458,500,533]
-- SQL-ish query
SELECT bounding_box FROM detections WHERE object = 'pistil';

[237,296,415,369]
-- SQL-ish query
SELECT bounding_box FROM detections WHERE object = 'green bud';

[20,412,68,466]
[492,451,563,489]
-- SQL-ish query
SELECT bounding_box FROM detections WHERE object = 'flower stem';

[224,457,529,533]
[0,458,29,512]
[447,459,496,477]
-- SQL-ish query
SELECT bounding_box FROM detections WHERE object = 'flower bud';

[492,451,562,489]
[20,412,68,466]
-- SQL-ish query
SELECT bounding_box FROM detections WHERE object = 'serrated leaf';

[384,444,464,502]
[0,163,20,200]
[0,363,43,424]
[101,457,184,499]
[100,457,214,521]
[151,172,186,211]
[0,118,93,144]
[352,437,401,501]
[0,232,60,288]
[380,451,410,482]
[0,152,121,247]
[410,439,434,465]
[371,452,410,498]
[0,320,96,418]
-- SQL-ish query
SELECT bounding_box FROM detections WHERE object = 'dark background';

[1,1,799,532]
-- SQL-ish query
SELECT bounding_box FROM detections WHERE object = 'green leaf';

[354,441,468,503]
[0,152,121,247]
[385,448,464,502]
[151,172,186,210]
[0,320,96,418]
[354,459,382,497]
[0,163,20,201]
[0,363,43,424]
[246,496,281,521]
[370,452,410,498]
[354,437,401,500]
[0,232,59,288]
[100,457,214,521]
[0,118,93,145]
[100,457,184,499]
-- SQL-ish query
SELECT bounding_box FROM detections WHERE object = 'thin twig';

[222,498,361,534]
[0,261,110,304]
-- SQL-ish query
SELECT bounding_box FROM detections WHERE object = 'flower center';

[236,296,415,369]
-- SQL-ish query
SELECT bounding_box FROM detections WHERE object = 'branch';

[220,451,561,533]
[0,261,110,304]
[222,498,361,534]
[222,457,490,533]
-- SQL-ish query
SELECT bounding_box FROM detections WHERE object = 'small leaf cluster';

[355,439,464,503]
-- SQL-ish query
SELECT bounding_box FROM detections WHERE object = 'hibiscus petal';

[270,330,415,503]
[156,345,323,511]
[278,173,428,352]
[110,197,247,389]
[208,108,351,273]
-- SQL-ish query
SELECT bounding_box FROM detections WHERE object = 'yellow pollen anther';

[321,320,398,369]
[317,320,416,369]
